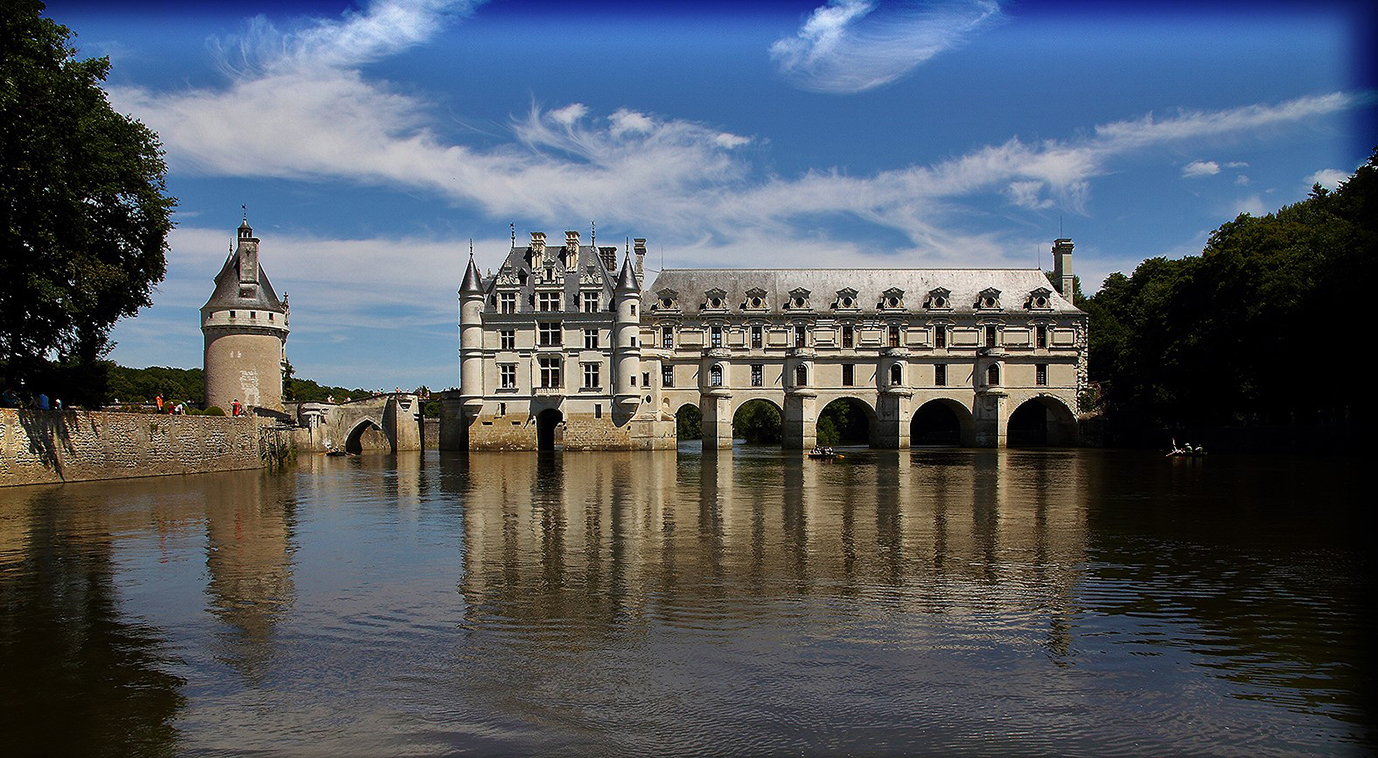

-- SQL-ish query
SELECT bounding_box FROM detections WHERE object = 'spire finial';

[591,220,595,248]
[469,238,474,260]
[242,204,247,223]
[510,223,516,249]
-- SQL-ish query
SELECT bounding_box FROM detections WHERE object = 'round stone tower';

[613,254,641,411]
[201,216,290,413]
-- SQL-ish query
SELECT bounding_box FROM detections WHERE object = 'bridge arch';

[817,396,878,446]
[1007,395,1078,447]
[536,408,564,451]
[674,402,703,441]
[911,398,972,446]
[344,417,388,454]
[732,397,783,444]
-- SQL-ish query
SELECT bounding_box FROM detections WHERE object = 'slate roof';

[201,248,286,313]
[483,242,629,312]
[644,268,1079,316]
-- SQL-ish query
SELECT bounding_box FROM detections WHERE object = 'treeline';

[1081,149,1375,439]
[104,363,375,408]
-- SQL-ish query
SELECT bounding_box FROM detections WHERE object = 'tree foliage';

[1084,149,1377,432]
[732,401,782,443]
[1,1,175,403]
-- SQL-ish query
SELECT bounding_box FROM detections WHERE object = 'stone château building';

[443,232,1087,451]
[201,217,290,413]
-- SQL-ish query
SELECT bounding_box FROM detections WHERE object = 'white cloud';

[1235,174,1250,186]
[1182,160,1220,177]
[1305,168,1347,189]
[106,1,1362,268]
[1232,195,1268,217]
[770,0,1001,94]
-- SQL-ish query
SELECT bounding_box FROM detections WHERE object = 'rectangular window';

[537,291,561,312]
[499,292,516,314]
[711,326,723,348]
[888,325,900,347]
[229,311,235,319]
[583,328,599,350]
[935,364,947,387]
[842,364,854,386]
[935,326,947,349]
[583,363,600,389]
[751,364,763,387]
[500,330,515,350]
[642,372,650,388]
[985,325,997,348]
[841,325,854,348]
[499,363,516,389]
[751,325,763,349]
[250,311,256,319]
[662,365,674,388]
[538,322,562,347]
[582,292,600,312]
[1036,325,1048,349]
[662,327,674,349]
[539,357,561,389]
[1036,363,1048,386]
[794,325,806,347]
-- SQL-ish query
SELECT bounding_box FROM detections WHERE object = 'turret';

[201,215,290,413]
[458,251,485,413]
[1052,238,1074,302]
[613,254,641,409]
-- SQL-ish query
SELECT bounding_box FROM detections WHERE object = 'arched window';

[986,364,1000,386]
[795,364,808,387]
[710,364,723,387]
[890,363,903,386]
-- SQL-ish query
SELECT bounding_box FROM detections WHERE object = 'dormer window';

[925,287,951,310]
[879,287,905,311]
[787,287,811,310]
[835,287,859,311]
[976,287,1002,310]
[703,288,728,311]
[655,288,679,312]
[744,287,768,310]
[1026,287,1053,310]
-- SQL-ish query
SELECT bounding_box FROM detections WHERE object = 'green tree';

[1,1,175,404]
[732,401,781,443]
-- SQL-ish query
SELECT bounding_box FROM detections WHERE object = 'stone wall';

[1,408,278,487]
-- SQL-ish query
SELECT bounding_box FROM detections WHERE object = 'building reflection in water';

[202,471,298,684]
[456,446,1090,660]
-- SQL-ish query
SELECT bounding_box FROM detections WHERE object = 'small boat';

[1166,439,1206,457]
[808,446,840,460]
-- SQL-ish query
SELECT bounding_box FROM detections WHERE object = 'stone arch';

[1007,395,1078,447]
[817,396,878,447]
[674,401,703,441]
[344,417,388,454]
[910,398,972,446]
[732,397,783,444]
[536,408,564,451]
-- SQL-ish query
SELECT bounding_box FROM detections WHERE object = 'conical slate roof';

[201,243,287,313]
[460,254,484,294]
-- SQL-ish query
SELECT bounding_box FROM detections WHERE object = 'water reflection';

[457,447,1093,660]
[0,485,186,757]
[0,449,1369,756]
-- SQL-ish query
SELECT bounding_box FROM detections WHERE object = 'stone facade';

[202,218,290,413]
[1,408,285,486]
[444,234,1088,451]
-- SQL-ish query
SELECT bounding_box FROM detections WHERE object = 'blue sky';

[45,0,1375,391]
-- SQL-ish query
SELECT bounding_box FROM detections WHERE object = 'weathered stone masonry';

[1,409,288,487]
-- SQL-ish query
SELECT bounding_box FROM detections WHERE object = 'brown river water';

[0,446,1371,756]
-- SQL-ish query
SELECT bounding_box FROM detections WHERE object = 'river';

[0,446,1370,756]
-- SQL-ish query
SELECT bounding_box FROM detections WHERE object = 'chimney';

[633,238,646,277]
[530,231,546,255]
[599,246,617,272]
[1052,238,1074,301]
[565,230,580,253]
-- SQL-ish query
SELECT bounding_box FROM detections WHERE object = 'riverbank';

[0,408,292,487]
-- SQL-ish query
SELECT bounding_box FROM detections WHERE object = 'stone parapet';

[1,408,270,487]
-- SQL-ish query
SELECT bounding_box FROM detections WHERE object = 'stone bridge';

[291,394,423,454]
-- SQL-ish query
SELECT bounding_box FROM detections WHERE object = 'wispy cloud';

[770,0,1001,94]
[107,0,1361,265]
